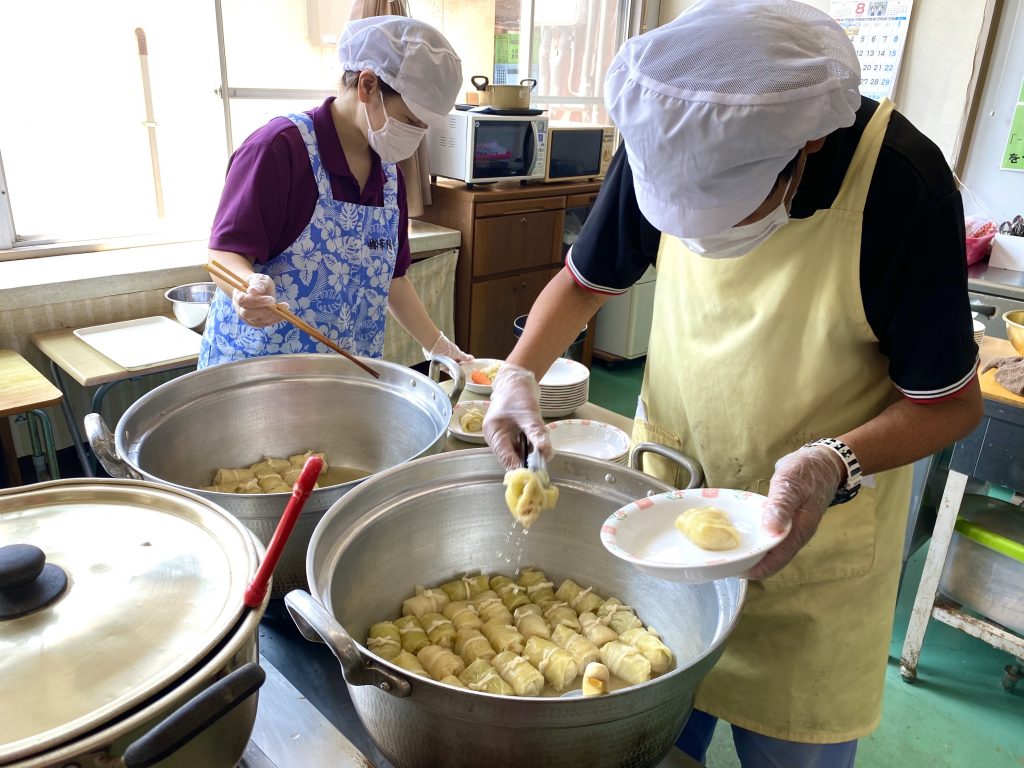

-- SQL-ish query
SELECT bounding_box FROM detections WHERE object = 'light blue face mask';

[681,174,796,259]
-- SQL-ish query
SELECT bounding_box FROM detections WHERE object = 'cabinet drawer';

[470,268,561,359]
[473,209,563,277]
[475,197,564,218]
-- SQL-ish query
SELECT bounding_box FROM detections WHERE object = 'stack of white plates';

[973,319,985,347]
[548,419,630,465]
[539,358,590,417]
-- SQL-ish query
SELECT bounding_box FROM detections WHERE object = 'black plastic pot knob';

[0,544,68,620]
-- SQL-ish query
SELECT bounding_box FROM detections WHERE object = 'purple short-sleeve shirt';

[209,97,411,278]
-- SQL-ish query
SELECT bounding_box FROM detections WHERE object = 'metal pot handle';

[84,413,141,480]
[629,442,705,490]
[284,590,412,698]
[428,354,466,409]
[121,662,265,768]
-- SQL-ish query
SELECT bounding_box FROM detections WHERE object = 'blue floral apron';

[199,112,400,368]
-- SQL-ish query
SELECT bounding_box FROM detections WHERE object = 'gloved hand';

[483,363,552,471]
[231,273,284,328]
[423,332,473,363]
[745,445,844,580]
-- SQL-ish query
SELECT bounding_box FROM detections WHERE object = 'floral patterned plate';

[600,488,791,583]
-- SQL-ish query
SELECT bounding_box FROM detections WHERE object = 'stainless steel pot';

[286,448,745,768]
[86,354,464,596]
[0,479,267,768]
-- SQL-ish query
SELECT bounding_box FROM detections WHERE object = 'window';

[0,0,652,257]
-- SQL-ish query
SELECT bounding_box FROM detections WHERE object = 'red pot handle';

[243,455,323,608]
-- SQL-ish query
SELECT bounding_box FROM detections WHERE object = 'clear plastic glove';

[231,273,285,328]
[423,332,473,363]
[744,445,844,580]
[483,363,552,471]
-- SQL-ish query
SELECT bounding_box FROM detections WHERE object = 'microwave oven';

[544,122,615,183]
[428,111,548,185]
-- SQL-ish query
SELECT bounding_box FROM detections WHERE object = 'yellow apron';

[633,98,913,743]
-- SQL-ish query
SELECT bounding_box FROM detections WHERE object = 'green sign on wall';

[1002,77,1024,172]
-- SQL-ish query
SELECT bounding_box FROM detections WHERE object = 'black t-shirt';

[568,98,977,401]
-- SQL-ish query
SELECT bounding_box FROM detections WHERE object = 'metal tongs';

[517,432,552,488]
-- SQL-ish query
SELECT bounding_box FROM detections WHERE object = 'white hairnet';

[338,15,462,126]
[606,0,861,238]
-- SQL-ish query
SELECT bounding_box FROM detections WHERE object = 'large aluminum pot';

[86,353,464,596]
[0,479,267,768]
[286,448,745,768]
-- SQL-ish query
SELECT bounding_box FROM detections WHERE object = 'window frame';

[0,0,658,260]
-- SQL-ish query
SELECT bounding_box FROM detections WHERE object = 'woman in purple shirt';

[199,16,471,368]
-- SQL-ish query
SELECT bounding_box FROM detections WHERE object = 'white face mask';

[681,175,796,259]
[365,92,427,164]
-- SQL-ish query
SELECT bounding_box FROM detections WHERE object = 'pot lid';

[0,479,258,761]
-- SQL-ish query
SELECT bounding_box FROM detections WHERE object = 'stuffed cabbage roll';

[490,575,531,611]
[391,650,429,677]
[555,579,604,614]
[524,636,579,691]
[481,618,526,655]
[403,587,450,619]
[620,627,673,675]
[578,611,619,648]
[366,621,402,660]
[502,468,559,528]
[443,601,483,631]
[517,568,556,603]
[539,599,582,632]
[417,644,466,680]
[581,662,610,696]
[675,507,740,551]
[420,612,456,649]
[471,590,514,625]
[440,674,467,688]
[492,651,545,697]
[289,450,328,474]
[454,627,496,664]
[458,658,515,695]
[440,574,490,602]
[394,615,431,654]
[235,477,262,494]
[513,604,551,640]
[600,640,652,686]
[597,598,643,635]
[550,624,601,668]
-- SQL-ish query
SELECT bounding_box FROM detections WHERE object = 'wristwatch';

[805,437,861,505]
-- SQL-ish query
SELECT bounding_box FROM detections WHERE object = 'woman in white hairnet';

[199,16,471,368]
[484,1,982,765]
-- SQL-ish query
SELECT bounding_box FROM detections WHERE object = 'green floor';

[586,359,1024,768]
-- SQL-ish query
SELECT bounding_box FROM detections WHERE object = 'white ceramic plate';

[548,419,629,461]
[462,359,503,395]
[600,489,791,583]
[539,357,590,388]
[448,400,490,444]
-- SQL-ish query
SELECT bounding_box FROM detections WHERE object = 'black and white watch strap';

[805,437,862,505]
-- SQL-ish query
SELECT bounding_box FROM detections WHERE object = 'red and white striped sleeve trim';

[897,356,979,403]
[565,247,629,296]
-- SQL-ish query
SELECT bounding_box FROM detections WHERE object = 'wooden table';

[30,321,198,477]
[899,336,1024,685]
[0,349,63,484]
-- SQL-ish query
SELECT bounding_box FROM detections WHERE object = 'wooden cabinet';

[417,179,602,362]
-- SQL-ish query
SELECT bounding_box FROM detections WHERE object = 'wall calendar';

[830,1,915,103]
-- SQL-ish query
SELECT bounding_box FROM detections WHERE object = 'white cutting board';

[74,316,202,371]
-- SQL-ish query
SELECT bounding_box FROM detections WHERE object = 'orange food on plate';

[471,370,492,385]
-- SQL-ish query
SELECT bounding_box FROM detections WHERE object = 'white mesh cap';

[606,0,861,238]
[338,15,462,126]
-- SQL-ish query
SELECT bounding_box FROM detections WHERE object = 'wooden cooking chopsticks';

[204,259,381,379]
